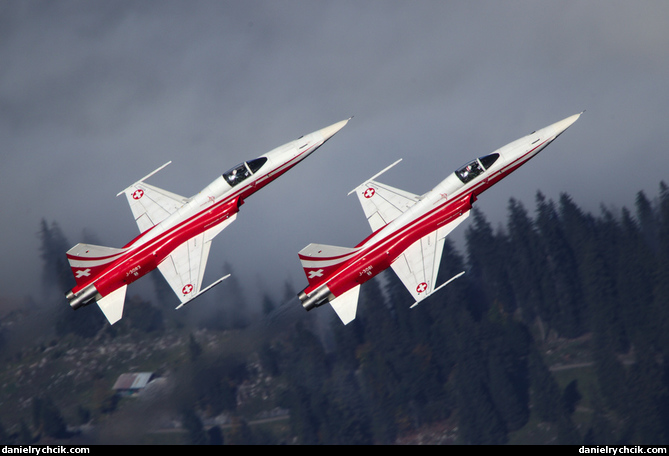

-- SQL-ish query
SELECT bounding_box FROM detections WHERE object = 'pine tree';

[635,190,659,251]
[505,198,545,327]
[38,219,74,293]
[624,350,669,444]
[280,388,321,444]
[355,277,402,443]
[449,309,507,444]
[483,318,531,432]
[150,268,179,307]
[534,192,584,338]
[320,365,374,444]
[219,262,250,329]
[582,222,627,353]
[559,192,595,274]
[528,346,562,423]
[653,182,669,355]
[261,292,276,317]
[465,208,516,315]
[421,239,468,383]
[618,208,656,351]
[124,295,164,333]
[38,219,108,338]
[592,333,629,414]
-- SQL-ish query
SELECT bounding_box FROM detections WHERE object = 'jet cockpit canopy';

[455,153,499,184]
[222,157,268,187]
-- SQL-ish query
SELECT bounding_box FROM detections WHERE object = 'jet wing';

[117,162,190,233]
[390,210,469,306]
[157,214,237,305]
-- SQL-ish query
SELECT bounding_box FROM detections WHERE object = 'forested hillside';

[3,183,669,444]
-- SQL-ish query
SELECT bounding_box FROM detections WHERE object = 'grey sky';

[2,1,669,308]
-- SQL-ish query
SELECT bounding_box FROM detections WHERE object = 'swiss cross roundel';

[363,188,375,198]
[416,282,428,293]
[182,284,194,295]
[132,189,144,200]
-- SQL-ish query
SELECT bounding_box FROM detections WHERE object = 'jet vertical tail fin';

[298,243,359,288]
[66,243,128,287]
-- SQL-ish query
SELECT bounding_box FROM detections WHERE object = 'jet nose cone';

[550,111,583,137]
[319,117,352,141]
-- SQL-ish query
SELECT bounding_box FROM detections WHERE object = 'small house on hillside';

[112,372,155,397]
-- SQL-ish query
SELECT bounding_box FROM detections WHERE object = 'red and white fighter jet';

[298,113,582,324]
[65,118,350,324]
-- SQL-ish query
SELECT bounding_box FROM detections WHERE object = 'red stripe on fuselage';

[304,193,474,297]
[73,196,241,296]
[71,142,320,297]
[458,138,550,200]
[304,138,550,297]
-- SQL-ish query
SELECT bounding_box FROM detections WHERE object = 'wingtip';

[347,158,403,195]
[175,274,231,310]
[117,161,172,197]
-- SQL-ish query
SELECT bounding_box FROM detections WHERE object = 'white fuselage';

[299,113,582,305]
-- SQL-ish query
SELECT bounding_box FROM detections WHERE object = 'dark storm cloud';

[2,1,669,307]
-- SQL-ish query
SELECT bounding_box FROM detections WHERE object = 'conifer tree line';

[32,183,669,444]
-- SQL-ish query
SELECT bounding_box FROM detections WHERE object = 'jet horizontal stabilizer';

[97,285,127,325]
[330,284,360,325]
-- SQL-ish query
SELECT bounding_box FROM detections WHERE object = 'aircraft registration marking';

[359,265,373,276]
